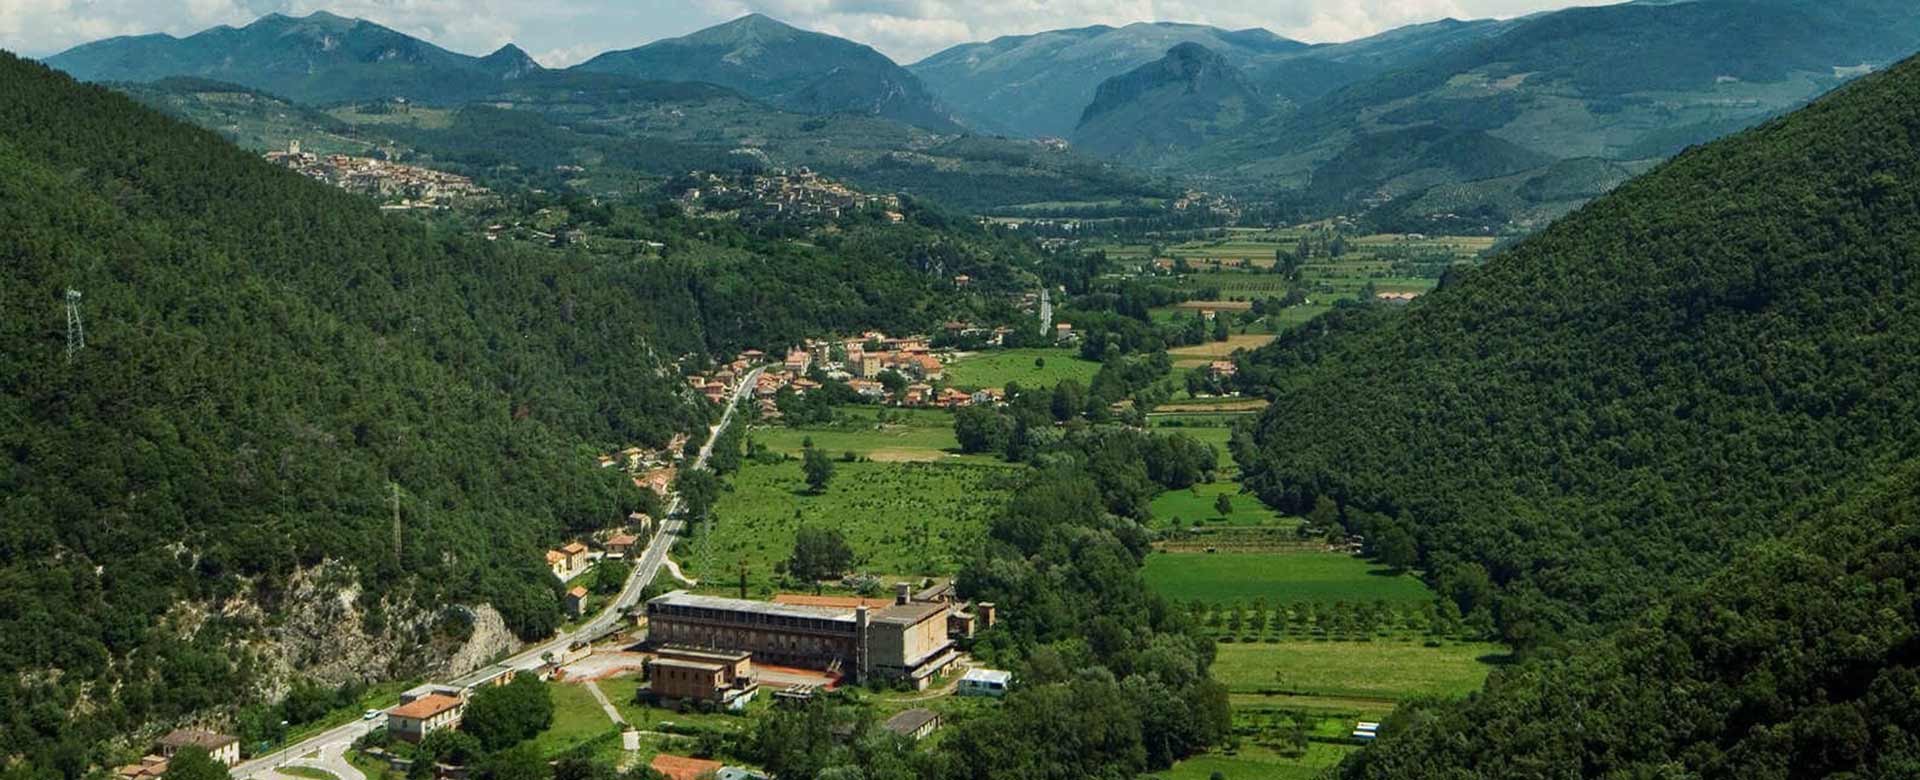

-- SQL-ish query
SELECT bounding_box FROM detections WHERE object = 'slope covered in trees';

[1342,462,1920,778]
[0,52,1013,778]
[1236,52,1920,644]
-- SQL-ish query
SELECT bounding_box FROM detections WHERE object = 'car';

[362,710,381,721]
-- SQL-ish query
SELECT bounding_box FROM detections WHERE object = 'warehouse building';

[644,589,959,688]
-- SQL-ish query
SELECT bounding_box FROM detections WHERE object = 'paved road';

[1038,287,1053,333]
[235,365,766,779]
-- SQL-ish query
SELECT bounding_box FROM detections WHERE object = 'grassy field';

[945,348,1101,390]
[1151,482,1295,529]
[748,407,984,463]
[1144,551,1432,605]
[528,683,623,758]
[688,459,1017,587]
[1168,334,1275,368]
[1212,640,1506,702]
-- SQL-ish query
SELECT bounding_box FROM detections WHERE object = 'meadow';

[748,407,980,463]
[687,459,1017,589]
[944,348,1101,390]
[1211,640,1506,703]
[1150,482,1294,528]
[1143,551,1433,605]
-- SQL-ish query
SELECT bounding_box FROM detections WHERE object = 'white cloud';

[1,0,1619,63]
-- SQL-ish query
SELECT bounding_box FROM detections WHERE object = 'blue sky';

[4,0,1621,66]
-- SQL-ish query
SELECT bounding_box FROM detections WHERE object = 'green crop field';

[1211,640,1506,702]
[1143,551,1432,605]
[1151,482,1295,529]
[689,459,1017,588]
[945,348,1101,390]
[748,407,983,463]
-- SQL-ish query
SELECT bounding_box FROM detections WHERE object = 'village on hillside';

[264,141,489,210]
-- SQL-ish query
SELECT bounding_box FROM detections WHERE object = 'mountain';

[1072,43,1271,164]
[43,11,542,104]
[572,14,961,132]
[1235,48,1920,644]
[1188,0,1920,225]
[910,22,1308,138]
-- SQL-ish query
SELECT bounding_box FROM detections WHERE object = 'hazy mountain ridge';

[573,14,962,131]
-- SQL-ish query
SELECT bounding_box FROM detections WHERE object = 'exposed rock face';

[220,562,520,700]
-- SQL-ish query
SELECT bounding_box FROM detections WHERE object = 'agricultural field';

[1150,482,1293,529]
[1168,333,1275,368]
[748,407,983,463]
[1210,640,1506,704]
[685,459,1017,589]
[1148,742,1357,780]
[1143,551,1432,606]
[944,348,1101,390]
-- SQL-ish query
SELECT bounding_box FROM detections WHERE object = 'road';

[1038,287,1053,333]
[234,365,766,779]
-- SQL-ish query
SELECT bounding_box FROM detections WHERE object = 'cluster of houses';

[545,513,656,584]
[675,168,905,223]
[263,141,487,210]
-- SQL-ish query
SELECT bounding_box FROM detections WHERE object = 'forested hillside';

[1342,462,1920,778]
[1236,52,1920,646]
[0,52,1005,778]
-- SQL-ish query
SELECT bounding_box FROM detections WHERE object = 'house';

[547,550,569,579]
[114,756,169,780]
[565,587,589,618]
[784,349,812,375]
[848,379,886,399]
[628,512,655,535]
[952,274,971,287]
[970,388,1004,406]
[882,708,941,740]
[1208,360,1238,379]
[388,694,464,743]
[650,754,724,780]
[637,466,677,497]
[156,730,240,767]
[606,533,640,558]
[1054,323,1075,342]
[561,542,590,573]
[957,668,1012,697]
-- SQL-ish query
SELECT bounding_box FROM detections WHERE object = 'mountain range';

[36,1,1920,224]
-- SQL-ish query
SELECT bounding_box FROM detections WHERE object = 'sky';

[1,0,1623,67]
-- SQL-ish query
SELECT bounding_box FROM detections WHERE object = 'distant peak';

[1164,41,1226,63]
[485,43,530,59]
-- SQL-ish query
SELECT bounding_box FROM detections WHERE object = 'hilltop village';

[264,141,489,210]
[672,168,905,222]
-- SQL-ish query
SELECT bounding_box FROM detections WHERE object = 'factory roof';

[649,590,855,622]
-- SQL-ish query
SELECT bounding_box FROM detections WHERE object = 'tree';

[674,468,721,521]
[1051,380,1087,422]
[163,748,228,780]
[1213,494,1233,518]
[787,526,855,582]
[953,406,1011,454]
[479,744,547,780]
[462,675,554,751]
[1379,527,1418,573]
[802,446,835,494]
[1211,315,1230,342]
[419,729,483,766]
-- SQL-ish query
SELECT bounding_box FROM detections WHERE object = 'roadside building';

[566,587,589,618]
[114,756,169,780]
[957,668,1012,697]
[882,709,941,740]
[156,730,240,768]
[561,542,590,572]
[606,533,640,558]
[387,694,464,743]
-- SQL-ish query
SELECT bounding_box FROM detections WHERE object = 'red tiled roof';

[568,587,588,598]
[390,694,462,720]
[649,754,723,780]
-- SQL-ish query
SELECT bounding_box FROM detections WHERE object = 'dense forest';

[1230,51,1920,773]
[0,53,1027,779]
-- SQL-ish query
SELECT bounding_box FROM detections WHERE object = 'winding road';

[234,365,766,780]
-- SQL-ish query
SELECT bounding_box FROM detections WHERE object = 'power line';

[64,289,85,363]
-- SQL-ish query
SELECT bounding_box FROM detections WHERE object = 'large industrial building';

[644,586,973,689]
